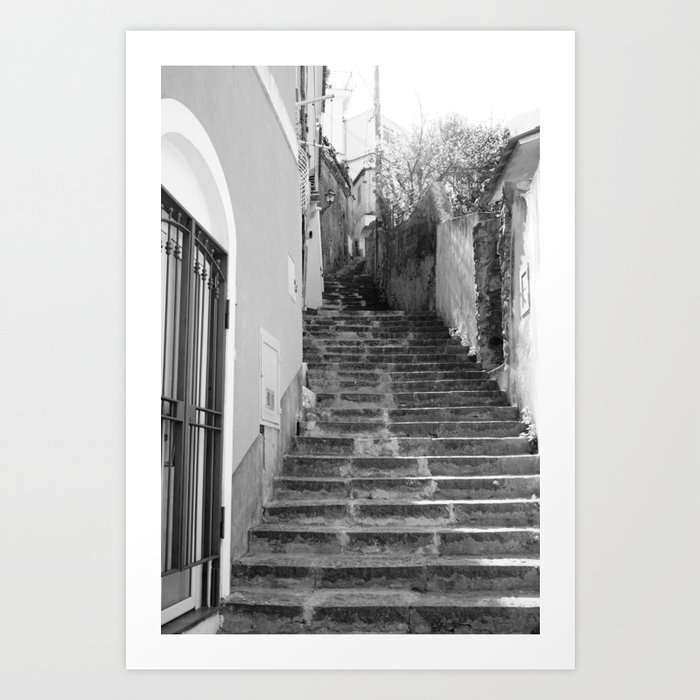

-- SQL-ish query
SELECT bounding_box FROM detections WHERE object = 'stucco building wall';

[495,168,540,425]
[161,66,305,569]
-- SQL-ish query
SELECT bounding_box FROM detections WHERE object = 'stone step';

[387,405,520,421]
[311,406,520,424]
[262,498,540,527]
[304,346,471,357]
[274,474,540,501]
[310,310,439,318]
[304,322,449,331]
[304,338,465,349]
[304,332,457,342]
[322,304,389,310]
[291,435,531,457]
[248,523,540,557]
[322,295,385,302]
[315,391,508,408]
[220,588,540,634]
[305,419,526,437]
[305,319,448,328]
[306,361,483,372]
[281,454,540,478]
[305,351,475,364]
[308,369,488,382]
[310,380,496,393]
[231,553,540,593]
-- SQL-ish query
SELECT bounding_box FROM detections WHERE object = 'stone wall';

[435,213,504,367]
[473,217,505,368]
[366,183,452,311]
[319,149,351,273]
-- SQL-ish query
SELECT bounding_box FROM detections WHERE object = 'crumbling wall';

[474,217,505,367]
[366,183,452,312]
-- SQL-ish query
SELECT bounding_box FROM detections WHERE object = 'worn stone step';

[274,474,540,501]
[220,587,539,634]
[305,330,454,341]
[305,336,463,347]
[282,454,539,478]
[304,318,448,326]
[291,435,531,457]
[231,553,539,593]
[306,314,445,321]
[386,405,520,421]
[304,351,471,368]
[263,498,539,527]
[248,523,540,557]
[304,364,481,374]
[305,343,470,353]
[305,419,526,437]
[310,380,497,394]
[315,391,508,408]
[308,369,488,383]
[304,343,469,355]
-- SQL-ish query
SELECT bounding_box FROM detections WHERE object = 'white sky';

[328,63,540,131]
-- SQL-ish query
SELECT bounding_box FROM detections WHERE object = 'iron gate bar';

[161,187,227,597]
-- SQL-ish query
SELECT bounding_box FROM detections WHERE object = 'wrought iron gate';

[161,187,227,608]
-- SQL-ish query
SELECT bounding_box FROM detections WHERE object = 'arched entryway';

[160,99,237,624]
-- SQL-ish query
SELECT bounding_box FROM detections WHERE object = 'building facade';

[161,66,320,631]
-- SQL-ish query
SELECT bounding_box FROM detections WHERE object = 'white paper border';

[126,30,574,669]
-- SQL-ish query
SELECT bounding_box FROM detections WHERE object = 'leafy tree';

[376,115,509,227]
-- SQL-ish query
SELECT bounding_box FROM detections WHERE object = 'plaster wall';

[229,366,303,560]
[161,66,303,475]
[435,214,480,352]
[305,208,324,308]
[498,167,540,424]
[351,168,376,238]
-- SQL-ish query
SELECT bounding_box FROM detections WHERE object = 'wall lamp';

[320,189,336,213]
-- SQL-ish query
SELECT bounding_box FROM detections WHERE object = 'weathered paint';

[436,214,480,353]
[229,366,304,561]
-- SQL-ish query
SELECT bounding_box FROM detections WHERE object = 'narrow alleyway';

[221,259,540,633]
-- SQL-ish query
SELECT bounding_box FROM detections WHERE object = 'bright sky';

[328,63,540,132]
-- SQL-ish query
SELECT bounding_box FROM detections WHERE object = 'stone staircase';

[220,259,540,634]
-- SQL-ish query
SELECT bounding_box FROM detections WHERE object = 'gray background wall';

[2,2,699,699]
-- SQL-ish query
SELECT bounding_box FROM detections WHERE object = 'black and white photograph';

[160,63,543,636]
[126,30,575,668]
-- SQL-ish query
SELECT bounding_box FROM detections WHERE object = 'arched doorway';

[161,99,237,624]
